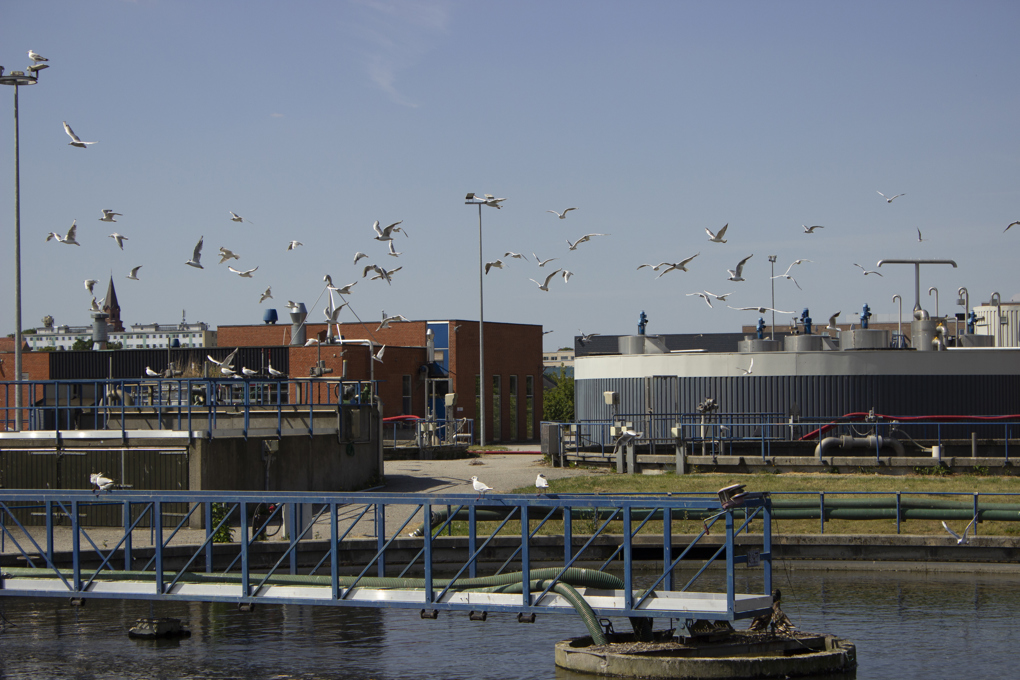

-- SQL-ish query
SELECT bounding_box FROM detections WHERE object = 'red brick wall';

[0,351,52,430]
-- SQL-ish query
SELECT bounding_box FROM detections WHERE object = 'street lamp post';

[768,255,777,339]
[1,65,41,432]
[464,193,505,446]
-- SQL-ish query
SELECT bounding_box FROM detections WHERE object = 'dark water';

[0,568,1015,679]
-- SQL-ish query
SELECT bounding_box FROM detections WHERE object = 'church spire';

[103,277,123,332]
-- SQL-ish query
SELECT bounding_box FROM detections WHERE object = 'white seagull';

[1004,221,1020,233]
[727,254,754,282]
[471,475,493,497]
[145,366,160,378]
[941,516,978,545]
[877,191,905,203]
[529,268,563,292]
[504,252,528,261]
[228,265,259,278]
[259,286,272,303]
[186,236,205,268]
[207,348,239,370]
[466,193,507,209]
[363,264,402,285]
[377,314,408,331]
[535,473,549,491]
[687,292,714,307]
[770,273,802,290]
[705,223,728,243]
[90,472,114,494]
[324,274,336,289]
[567,233,608,250]
[373,345,386,363]
[353,251,368,264]
[218,247,240,264]
[484,259,504,274]
[533,253,558,267]
[229,211,253,224]
[803,225,825,233]
[784,259,812,274]
[287,240,303,250]
[109,233,128,250]
[28,50,48,63]
[737,358,754,375]
[916,227,926,243]
[578,331,599,346]
[547,208,577,219]
[826,312,841,332]
[99,209,121,222]
[372,220,406,241]
[704,291,734,301]
[62,122,97,148]
[267,362,284,378]
[126,266,142,280]
[47,220,80,246]
[561,270,574,282]
[333,282,356,295]
[241,367,258,377]
[853,263,882,276]
[387,240,402,257]
[84,279,97,295]
[89,297,102,312]
[727,305,796,314]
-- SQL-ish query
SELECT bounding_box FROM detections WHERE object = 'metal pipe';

[477,203,485,446]
[991,292,1002,347]
[12,84,23,430]
[892,294,902,346]
[814,435,905,459]
[928,287,939,320]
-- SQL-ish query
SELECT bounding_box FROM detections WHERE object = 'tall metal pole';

[768,255,777,340]
[12,84,23,431]
[477,204,485,447]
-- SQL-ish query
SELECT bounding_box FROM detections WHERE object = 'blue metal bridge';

[0,490,773,634]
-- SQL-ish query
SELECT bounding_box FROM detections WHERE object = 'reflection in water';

[0,569,1015,679]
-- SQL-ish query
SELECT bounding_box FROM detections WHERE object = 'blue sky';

[2,1,1018,350]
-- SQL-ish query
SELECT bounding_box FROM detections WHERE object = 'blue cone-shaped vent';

[263,309,279,325]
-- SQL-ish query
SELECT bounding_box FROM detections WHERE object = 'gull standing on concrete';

[218,247,240,264]
[126,266,142,280]
[942,516,978,545]
[84,279,98,295]
[705,223,728,243]
[529,268,563,292]
[47,220,80,245]
[802,225,825,233]
[63,122,97,148]
[471,476,493,498]
[287,240,303,250]
[727,254,753,282]
[228,265,258,278]
[229,211,253,224]
[567,233,608,250]
[186,237,204,268]
[99,209,121,222]
[259,286,272,303]
[853,263,882,276]
[877,191,905,203]
[547,208,577,219]
[109,233,128,250]
[533,253,558,267]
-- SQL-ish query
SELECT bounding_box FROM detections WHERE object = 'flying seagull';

[90,472,114,494]
[877,191,905,203]
[705,223,728,243]
[770,273,802,290]
[47,220,80,246]
[387,240,402,257]
[207,348,239,370]
[62,122,96,148]
[228,265,259,278]
[533,253,558,267]
[853,263,882,276]
[1005,221,1020,233]
[353,251,368,264]
[503,252,528,261]
[728,305,796,314]
[916,227,926,243]
[783,259,812,275]
[229,211,253,224]
[126,266,142,280]
[185,236,204,268]
[377,314,408,331]
[259,286,272,303]
[578,330,599,346]
[547,208,577,219]
[372,220,406,241]
[373,345,386,363]
[471,475,493,498]
[567,233,608,250]
[484,259,504,274]
[803,225,825,233]
[687,292,714,307]
[28,50,48,63]
[727,254,753,282]
[466,193,507,209]
[287,240,303,250]
[362,264,401,285]
[737,358,754,375]
[941,516,978,545]
[704,291,734,301]
[333,281,356,295]
[561,270,574,282]
[109,233,128,250]
[535,473,549,491]
[529,268,563,291]
[218,247,240,264]
[84,279,97,295]
[826,312,841,332]
[99,209,121,223]
[655,253,700,278]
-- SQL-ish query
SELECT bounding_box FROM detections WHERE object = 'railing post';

[521,504,531,608]
[331,501,340,600]
[725,509,734,618]
[45,500,54,566]
[623,506,633,612]
[71,499,81,593]
[289,501,298,576]
[896,492,902,534]
[376,502,386,578]
[154,501,164,595]
[468,505,477,579]
[973,492,979,536]
[240,501,250,597]
[563,507,572,565]
[423,502,433,605]
[123,499,132,570]
[663,506,673,590]
[819,492,825,535]
[763,499,772,597]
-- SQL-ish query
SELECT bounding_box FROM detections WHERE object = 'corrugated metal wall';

[48,347,289,380]
[578,374,1020,440]
[1,448,189,526]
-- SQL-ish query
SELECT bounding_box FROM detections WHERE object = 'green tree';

[543,368,574,422]
[71,338,90,351]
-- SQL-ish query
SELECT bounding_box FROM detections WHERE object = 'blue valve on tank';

[756,318,765,339]
[967,310,977,334]
[860,303,872,329]
[638,310,648,336]
[800,309,812,335]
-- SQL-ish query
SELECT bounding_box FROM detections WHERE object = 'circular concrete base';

[555,631,857,679]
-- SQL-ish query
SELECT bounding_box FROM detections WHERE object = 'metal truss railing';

[0,490,773,622]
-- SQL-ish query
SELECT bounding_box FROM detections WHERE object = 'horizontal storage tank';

[840,329,890,350]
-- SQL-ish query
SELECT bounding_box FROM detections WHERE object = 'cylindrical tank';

[90,311,109,349]
[840,329,891,350]
[911,318,937,352]
[784,334,825,352]
[737,339,782,352]
[618,336,645,355]
[958,334,995,348]
[289,303,307,346]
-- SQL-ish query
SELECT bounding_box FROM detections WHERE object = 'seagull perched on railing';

[535,474,549,492]
[471,476,494,498]
[90,472,114,494]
